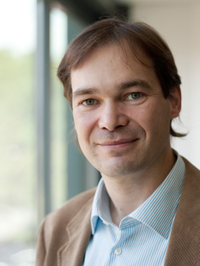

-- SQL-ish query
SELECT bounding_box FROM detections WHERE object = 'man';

[36,18,200,266]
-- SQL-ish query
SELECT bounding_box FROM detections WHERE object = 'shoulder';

[37,188,96,256]
[167,157,200,261]
[44,187,96,228]
[182,156,200,200]
[183,156,200,182]
[179,157,200,227]
[35,188,96,265]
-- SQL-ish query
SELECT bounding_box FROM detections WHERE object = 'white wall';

[130,1,200,169]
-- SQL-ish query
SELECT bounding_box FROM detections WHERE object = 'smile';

[97,139,138,149]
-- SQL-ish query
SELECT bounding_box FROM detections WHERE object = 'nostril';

[98,106,129,131]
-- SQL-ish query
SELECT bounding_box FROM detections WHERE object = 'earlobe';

[169,86,181,119]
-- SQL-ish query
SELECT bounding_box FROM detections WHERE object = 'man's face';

[71,44,180,178]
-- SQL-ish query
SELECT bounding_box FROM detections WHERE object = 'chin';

[96,158,140,178]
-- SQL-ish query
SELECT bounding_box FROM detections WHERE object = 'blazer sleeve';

[35,220,46,266]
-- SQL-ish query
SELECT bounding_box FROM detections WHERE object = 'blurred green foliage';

[0,50,36,207]
[0,50,67,243]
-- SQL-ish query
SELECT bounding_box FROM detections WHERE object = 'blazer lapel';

[57,196,93,266]
[55,158,200,266]
[164,158,200,266]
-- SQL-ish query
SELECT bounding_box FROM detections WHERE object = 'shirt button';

[115,247,122,255]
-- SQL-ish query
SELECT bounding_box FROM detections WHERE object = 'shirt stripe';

[83,152,185,266]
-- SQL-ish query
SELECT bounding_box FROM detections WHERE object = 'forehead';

[72,41,152,73]
[71,43,159,94]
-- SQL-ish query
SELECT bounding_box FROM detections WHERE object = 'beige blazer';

[35,158,200,266]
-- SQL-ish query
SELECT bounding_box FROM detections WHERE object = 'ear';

[169,86,181,119]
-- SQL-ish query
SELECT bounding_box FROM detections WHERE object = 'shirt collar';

[91,152,185,238]
[91,178,111,234]
[130,153,185,238]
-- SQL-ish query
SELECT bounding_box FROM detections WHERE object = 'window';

[0,0,37,265]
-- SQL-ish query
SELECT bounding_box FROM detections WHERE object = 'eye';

[126,92,142,100]
[82,98,96,106]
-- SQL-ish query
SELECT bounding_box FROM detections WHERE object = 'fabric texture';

[83,154,185,266]
[35,158,200,266]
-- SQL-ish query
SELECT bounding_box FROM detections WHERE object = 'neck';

[102,148,176,226]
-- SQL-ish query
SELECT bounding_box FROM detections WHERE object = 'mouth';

[97,138,138,149]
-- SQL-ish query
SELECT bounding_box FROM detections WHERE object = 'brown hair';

[57,17,185,137]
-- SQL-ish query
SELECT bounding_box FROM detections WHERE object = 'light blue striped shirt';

[83,153,185,266]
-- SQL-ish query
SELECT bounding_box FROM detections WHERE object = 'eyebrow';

[73,87,98,98]
[118,79,152,90]
[73,79,152,98]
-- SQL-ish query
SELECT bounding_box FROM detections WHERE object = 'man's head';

[70,42,181,177]
[57,18,183,137]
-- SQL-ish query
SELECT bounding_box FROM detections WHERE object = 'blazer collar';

[57,157,200,266]
[57,195,93,266]
[164,157,200,266]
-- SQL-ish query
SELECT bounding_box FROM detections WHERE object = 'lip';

[97,138,138,148]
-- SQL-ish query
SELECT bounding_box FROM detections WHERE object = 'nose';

[98,102,129,131]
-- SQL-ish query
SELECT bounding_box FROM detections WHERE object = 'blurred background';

[0,0,199,265]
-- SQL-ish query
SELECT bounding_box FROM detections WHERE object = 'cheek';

[73,112,97,142]
[145,103,171,138]
[128,104,155,128]
[129,101,170,136]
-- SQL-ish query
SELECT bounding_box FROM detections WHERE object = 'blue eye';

[83,99,95,105]
[130,93,141,99]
